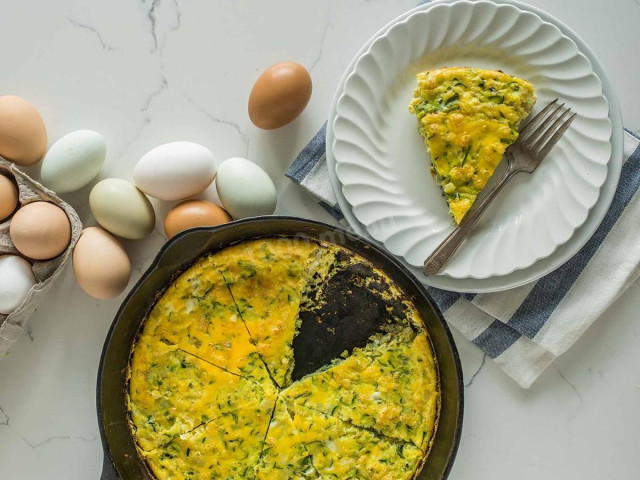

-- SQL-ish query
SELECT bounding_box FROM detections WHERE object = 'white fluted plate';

[331,0,613,280]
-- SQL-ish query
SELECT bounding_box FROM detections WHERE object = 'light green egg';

[89,178,155,240]
[41,130,106,193]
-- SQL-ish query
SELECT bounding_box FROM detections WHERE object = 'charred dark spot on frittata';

[291,257,409,381]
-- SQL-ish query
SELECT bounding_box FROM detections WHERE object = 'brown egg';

[73,227,131,299]
[0,96,48,166]
[164,199,231,239]
[0,174,19,221]
[248,62,312,130]
[9,201,71,260]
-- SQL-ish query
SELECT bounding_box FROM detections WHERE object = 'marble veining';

[143,0,182,54]
[553,364,583,403]
[464,354,486,388]
[0,406,8,427]
[309,3,333,72]
[144,0,162,52]
[183,95,251,157]
[140,75,169,112]
[68,19,122,52]
[21,435,97,449]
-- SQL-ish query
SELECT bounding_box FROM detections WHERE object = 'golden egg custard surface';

[128,238,440,479]
[409,67,536,223]
[282,324,439,451]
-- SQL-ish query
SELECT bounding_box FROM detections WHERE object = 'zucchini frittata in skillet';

[409,67,536,223]
[127,238,440,479]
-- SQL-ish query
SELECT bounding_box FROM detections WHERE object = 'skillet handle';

[101,453,119,480]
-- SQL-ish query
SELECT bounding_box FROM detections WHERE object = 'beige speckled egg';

[9,201,71,260]
[73,227,131,300]
[0,96,48,166]
[164,200,231,239]
[0,174,19,221]
[89,179,155,240]
[248,62,312,130]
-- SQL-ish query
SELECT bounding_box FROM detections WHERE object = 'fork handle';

[423,166,517,276]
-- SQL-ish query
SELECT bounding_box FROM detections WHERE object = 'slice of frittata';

[282,325,439,451]
[216,239,320,387]
[409,67,536,223]
[140,253,269,383]
[254,399,322,480]
[128,344,277,451]
[258,398,423,480]
[142,393,277,480]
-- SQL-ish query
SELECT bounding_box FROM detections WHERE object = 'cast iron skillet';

[97,217,463,480]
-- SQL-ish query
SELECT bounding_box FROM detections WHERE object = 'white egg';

[0,255,36,314]
[41,130,106,193]
[216,157,277,219]
[133,142,216,201]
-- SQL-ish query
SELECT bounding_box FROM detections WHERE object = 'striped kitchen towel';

[286,122,640,388]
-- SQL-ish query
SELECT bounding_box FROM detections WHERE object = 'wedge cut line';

[141,392,277,480]
[290,399,419,454]
[257,397,424,480]
[136,253,267,380]
[216,239,321,389]
[127,345,276,453]
[126,237,441,479]
[282,324,439,451]
[219,268,283,391]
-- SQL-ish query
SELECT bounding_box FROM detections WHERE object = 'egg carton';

[0,157,82,356]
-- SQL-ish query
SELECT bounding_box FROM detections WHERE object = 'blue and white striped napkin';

[287,119,640,387]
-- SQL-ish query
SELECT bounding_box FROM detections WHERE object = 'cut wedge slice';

[256,398,423,480]
[409,67,536,223]
[254,400,321,480]
[142,395,276,480]
[128,347,277,451]
[217,239,320,387]
[282,325,439,451]
[140,254,268,382]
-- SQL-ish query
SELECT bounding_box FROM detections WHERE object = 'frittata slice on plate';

[258,398,423,480]
[140,253,268,382]
[409,67,536,223]
[216,239,320,387]
[282,325,439,451]
[128,342,277,451]
[142,393,277,480]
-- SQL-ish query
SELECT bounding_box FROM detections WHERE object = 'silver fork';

[423,99,577,276]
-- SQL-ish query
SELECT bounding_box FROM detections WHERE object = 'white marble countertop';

[1,1,639,479]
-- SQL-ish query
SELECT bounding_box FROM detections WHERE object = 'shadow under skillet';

[291,249,417,381]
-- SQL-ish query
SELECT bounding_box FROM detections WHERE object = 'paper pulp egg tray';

[0,157,82,356]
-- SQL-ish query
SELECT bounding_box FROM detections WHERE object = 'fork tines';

[518,99,577,160]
